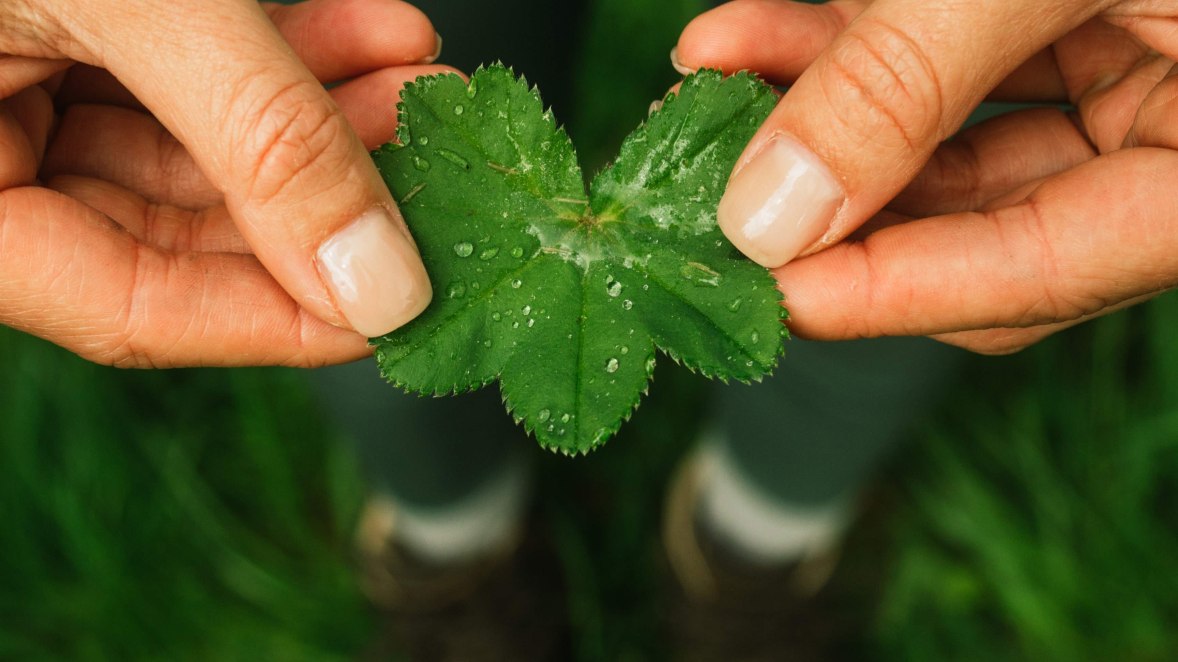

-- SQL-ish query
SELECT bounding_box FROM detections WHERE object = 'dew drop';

[453,241,474,257]
[466,78,478,99]
[412,156,431,171]
[491,312,502,321]
[620,345,629,355]
[417,136,429,146]
[453,104,465,115]
[537,409,551,422]
[445,280,466,299]
[510,279,522,289]
[527,318,535,328]
[478,246,500,261]
[521,305,532,315]
[605,275,623,297]
[436,148,470,170]
[483,339,492,348]
[605,358,619,373]
[621,299,633,310]
[512,321,520,329]
[510,246,525,259]
[559,413,570,423]
[750,331,760,343]
[680,261,720,287]
[728,298,743,312]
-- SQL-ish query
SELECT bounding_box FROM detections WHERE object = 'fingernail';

[316,207,432,337]
[717,136,844,268]
[423,33,443,64]
[670,47,695,76]
[648,99,663,116]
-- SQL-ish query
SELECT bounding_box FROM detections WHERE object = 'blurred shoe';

[355,494,525,613]
[661,446,848,662]
[355,460,568,660]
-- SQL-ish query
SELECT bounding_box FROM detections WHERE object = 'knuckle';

[231,79,353,206]
[820,17,946,152]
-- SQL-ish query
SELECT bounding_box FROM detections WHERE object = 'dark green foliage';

[0,330,372,661]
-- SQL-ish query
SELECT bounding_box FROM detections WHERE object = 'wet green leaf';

[372,64,786,454]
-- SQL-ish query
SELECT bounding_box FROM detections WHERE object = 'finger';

[0,55,71,99]
[329,64,460,149]
[43,65,455,207]
[263,0,441,83]
[933,324,1074,355]
[891,108,1095,217]
[43,104,221,209]
[4,86,55,168]
[1125,63,1178,150]
[47,175,248,253]
[53,64,143,111]
[933,292,1157,354]
[0,106,37,188]
[673,0,1067,100]
[51,0,432,336]
[674,0,862,85]
[0,186,368,367]
[773,148,1178,341]
[51,0,444,111]
[714,0,1098,269]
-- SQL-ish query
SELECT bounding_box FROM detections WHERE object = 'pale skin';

[0,0,450,367]
[678,0,1178,354]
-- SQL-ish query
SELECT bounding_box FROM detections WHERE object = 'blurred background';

[4,0,1178,660]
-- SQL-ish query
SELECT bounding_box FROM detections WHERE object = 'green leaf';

[372,64,786,455]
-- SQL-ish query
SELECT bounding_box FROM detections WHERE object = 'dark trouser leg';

[713,336,965,508]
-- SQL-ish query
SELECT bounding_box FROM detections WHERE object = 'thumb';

[716,0,1098,268]
[56,0,432,337]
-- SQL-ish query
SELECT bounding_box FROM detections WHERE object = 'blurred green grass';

[4,0,1178,659]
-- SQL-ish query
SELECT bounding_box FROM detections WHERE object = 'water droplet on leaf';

[605,358,619,373]
[605,275,622,297]
[479,246,499,260]
[680,261,720,287]
[537,409,551,422]
[436,148,470,170]
[453,242,474,257]
[445,281,466,298]
[454,104,465,115]
[510,279,522,289]
[412,156,431,171]
[622,299,633,310]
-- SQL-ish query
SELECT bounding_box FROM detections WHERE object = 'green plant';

[371,65,786,454]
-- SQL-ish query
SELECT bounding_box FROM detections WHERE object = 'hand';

[0,0,449,367]
[676,0,1178,354]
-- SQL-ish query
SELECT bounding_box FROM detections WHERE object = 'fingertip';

[718,135,845,268]
[315,206,432,338]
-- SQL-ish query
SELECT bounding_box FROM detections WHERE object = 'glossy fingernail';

[670,47,695,76]
[316,207,432,337]
[648,99,663,116]
[717,136,844,268]
[422,33,443,64]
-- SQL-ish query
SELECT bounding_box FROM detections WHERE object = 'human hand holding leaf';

[372,65,785,454]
